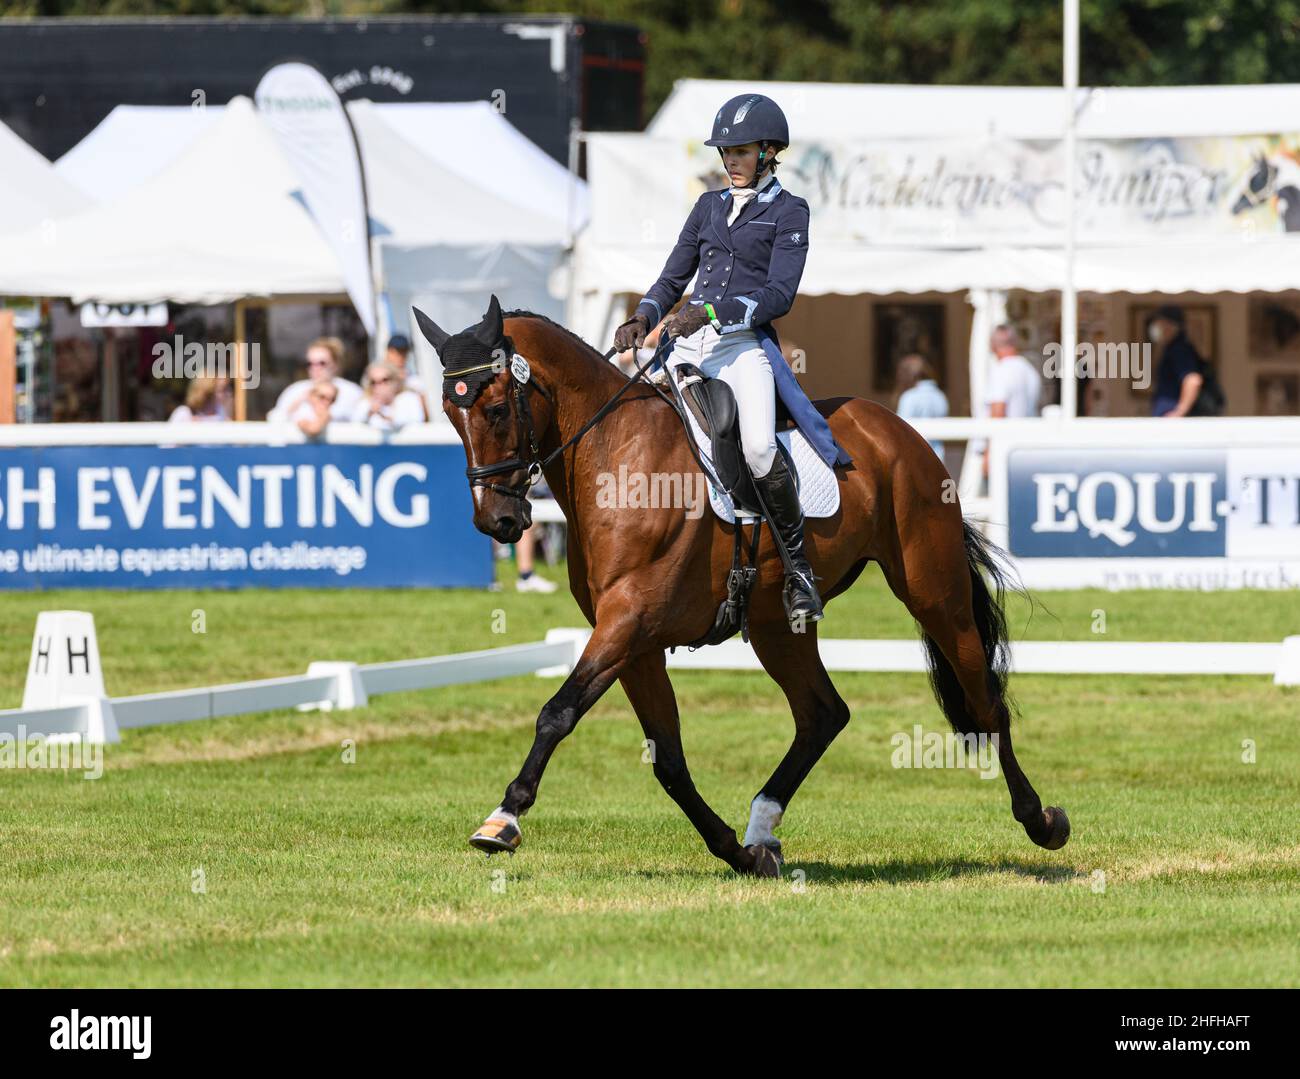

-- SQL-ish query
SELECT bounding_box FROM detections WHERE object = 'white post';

[565,120,583,333]
[1061,0,1080,419]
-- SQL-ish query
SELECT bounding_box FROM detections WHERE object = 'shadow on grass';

[783,858,1085,887]
[611,856,1085,888]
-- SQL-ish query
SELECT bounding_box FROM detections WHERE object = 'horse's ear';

[412,306,449,354]
[473,294,504,347]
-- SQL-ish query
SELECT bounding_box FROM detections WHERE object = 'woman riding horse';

[415,95,1070,878]
[613,93,850,631]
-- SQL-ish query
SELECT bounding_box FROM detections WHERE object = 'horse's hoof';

[745,844,783,879]
[762,839,784,866]
[469,810,522,855]
[1034,806,1071,851]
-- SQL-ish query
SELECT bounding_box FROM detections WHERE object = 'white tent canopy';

[53,99,587,235]
[0,117,93,236]
[0,97,341,304]
[568,80,1300,347]
[0,96,586,316]
[650,79,1300,140]
[348,100,568,245]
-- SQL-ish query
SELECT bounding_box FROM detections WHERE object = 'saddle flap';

[673,364,754,507]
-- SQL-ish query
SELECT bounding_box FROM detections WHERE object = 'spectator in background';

[296,381,336,439]
[1149,306,1206,417]
[267,337,362,423]
[986,325,1042,420]
[350,361,426,431]
[168,376,232,423]
[513,521,559,593]
[385,333,430,419]
[893,353,948,458]
[983,324,1042,475]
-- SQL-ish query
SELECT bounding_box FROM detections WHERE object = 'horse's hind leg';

[742,623,851,864]
[619,651,778,878]
[881,523,1070,851]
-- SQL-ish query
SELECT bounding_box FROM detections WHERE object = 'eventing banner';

[1006,446,1300,590]
[0,445,491,590]
[686,133,1300,245]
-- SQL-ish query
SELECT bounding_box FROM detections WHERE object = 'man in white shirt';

[982,324,1042,475]
[267,337,363,423]
[985,325,1042,419]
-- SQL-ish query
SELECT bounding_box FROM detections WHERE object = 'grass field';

[1,563,1298,987]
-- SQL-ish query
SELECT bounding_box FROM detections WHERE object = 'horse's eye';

[485,403,509,424]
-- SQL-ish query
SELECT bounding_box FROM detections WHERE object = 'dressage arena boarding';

[0,421,1297,989]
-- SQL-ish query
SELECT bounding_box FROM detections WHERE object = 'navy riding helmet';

[705,93,789,187]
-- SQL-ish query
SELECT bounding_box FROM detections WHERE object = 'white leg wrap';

[742,794,784,847]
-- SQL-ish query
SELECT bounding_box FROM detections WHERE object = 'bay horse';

[417,297,1070,878]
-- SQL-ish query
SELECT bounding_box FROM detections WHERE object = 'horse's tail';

[920,520,1016,737]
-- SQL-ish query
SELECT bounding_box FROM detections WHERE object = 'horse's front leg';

[468,614,637,855]
[620,650,776,877]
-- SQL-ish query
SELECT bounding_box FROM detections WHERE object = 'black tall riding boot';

[753,452,823,628]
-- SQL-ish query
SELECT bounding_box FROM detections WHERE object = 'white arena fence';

[3,627,1296,746]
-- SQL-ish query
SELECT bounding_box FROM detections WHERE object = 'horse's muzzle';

[479,495,532,544]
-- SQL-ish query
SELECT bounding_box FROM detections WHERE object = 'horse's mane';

[502,309,600,360]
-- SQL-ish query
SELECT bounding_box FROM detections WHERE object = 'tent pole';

[565,121,583,339]
[1061,0,1080,419]
[234,299,247,422]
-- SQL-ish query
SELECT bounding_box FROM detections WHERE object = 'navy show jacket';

[634,176,809,335]
[634,176,852,469]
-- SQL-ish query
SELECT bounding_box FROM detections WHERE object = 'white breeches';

[668,325,777,477]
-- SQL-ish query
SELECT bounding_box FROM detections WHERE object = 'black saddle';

[671,362,794,517]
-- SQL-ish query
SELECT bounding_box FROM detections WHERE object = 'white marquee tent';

[0,96,589,396]
[571,79,1300,351]
[648,79,1300,140]
[0,117,93,237]
[52,99,586,236]
[0,97,340,303]
[569,77,1300,448]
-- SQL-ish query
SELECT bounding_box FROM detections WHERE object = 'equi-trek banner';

[1006,445,1300,590]
[0,445,491,590]
[689,135,1300,244]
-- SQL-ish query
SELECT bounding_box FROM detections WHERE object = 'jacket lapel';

[709,190,733,252]
[731,176,784,232]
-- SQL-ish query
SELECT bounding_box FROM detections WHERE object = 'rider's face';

[721,143,762,186]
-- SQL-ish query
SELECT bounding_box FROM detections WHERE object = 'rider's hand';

[613,313,650,352]
[664,303,710,341]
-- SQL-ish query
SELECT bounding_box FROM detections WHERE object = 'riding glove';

[613,313,650,352]
[664,303,711,341]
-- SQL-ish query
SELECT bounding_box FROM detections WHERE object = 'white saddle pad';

[679,399,840,524]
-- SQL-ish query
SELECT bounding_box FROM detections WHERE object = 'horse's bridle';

[450,336,676,503]
[453,348,555,500]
